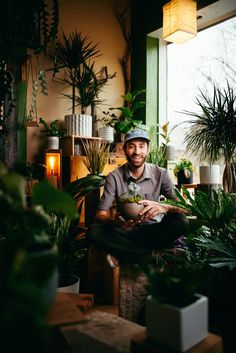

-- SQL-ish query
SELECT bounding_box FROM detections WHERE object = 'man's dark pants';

[87,213,189,263]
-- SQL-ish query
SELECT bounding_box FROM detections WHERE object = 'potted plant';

[51,30,115,137]
[0,161,78,353]
[39,117,66,149]
[174,159,193,185]
[164,186,236,351]
[157,121,178,161]
[97,111,118,143]
[14,160,45,196]
[80,139,110,176]
[143,251,208,352]
[116,181,143,220]
[109,89,146,136]
[146,145,166,167]
[183,82,236,192]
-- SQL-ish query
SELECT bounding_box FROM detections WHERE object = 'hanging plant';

[26,56,48,124]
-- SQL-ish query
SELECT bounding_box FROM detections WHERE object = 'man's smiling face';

[124,139,149,168]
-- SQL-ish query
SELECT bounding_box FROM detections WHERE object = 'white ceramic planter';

[146,294,208,352]
[98,126,114,143]
[47,136,59,149]
[57,273,80,294]
[165,145,176,160]
[199,165,221,184]
[64,114,93,137]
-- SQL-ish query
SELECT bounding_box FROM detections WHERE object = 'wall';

[27,0,130,162]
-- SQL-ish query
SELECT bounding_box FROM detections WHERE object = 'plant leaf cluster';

[39,116,66,137]
[63,174,105,201]
[173,159,193,177]
[51,30,115,115]
[81,139,110,175]
[165,187,236,231]
[146,145,166,167]
[109,89,146,133]
[183,82,236,191]
[143,251,207,307]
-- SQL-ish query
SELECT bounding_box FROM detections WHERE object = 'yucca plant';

[183,82,236,192]
[80,139,110,175]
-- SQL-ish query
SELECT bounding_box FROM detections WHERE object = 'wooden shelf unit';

[61,135,104,157]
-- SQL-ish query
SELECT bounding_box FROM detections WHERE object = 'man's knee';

[166,213,189,234]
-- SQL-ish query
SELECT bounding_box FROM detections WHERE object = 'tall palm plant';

[52,30,100,114]
[183,82,236,192]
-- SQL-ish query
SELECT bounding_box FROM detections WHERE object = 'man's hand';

[138,200,189,220]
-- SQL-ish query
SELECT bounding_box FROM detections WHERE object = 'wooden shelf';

[61,136,104,156]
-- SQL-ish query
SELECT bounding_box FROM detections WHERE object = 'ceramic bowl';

[119,202,144,220]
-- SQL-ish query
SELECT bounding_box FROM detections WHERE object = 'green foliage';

[147,145,166,167]
[39,117,66,137]
[81,139,110,175]
[118,194,142,203]
[109,89,146,133]
[165,187,236,231]
[173,159,193,178]
[63,174,105,201]
[143,251,207,307]
[183,82,236,191]
[51,30,115,114]
[27,58,48,122]
[14,161,45,180]
[157,121,178,146]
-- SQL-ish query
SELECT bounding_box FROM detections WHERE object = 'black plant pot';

[177,170,193,185]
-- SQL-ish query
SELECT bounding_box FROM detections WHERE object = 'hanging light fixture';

[163,0,197,44]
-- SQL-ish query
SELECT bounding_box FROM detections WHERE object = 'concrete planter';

[47,136,59,149]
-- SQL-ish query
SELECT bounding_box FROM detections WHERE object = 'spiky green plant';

[81,139,110,175]
[147,145,166,167]
[183,82,236,192]
[52,30,100,114]
[165,187,236,232]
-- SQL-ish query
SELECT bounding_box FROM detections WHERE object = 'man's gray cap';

[124,129,150,144]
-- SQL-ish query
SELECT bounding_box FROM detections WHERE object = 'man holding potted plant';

[87,129,189,266]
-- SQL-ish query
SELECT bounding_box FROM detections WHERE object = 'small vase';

[47,136,59,149]
[98,126,114,143]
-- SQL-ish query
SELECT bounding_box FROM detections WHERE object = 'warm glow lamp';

[163,0,197,44]
[45,149,62,188]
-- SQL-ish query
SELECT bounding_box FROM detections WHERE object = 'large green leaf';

[32,180,78,220]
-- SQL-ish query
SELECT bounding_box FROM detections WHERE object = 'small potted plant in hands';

[143,250,208,352]
[39,117,66,149]
[174,159,193,185]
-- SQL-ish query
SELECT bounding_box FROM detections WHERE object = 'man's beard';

[126,153,147,168]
